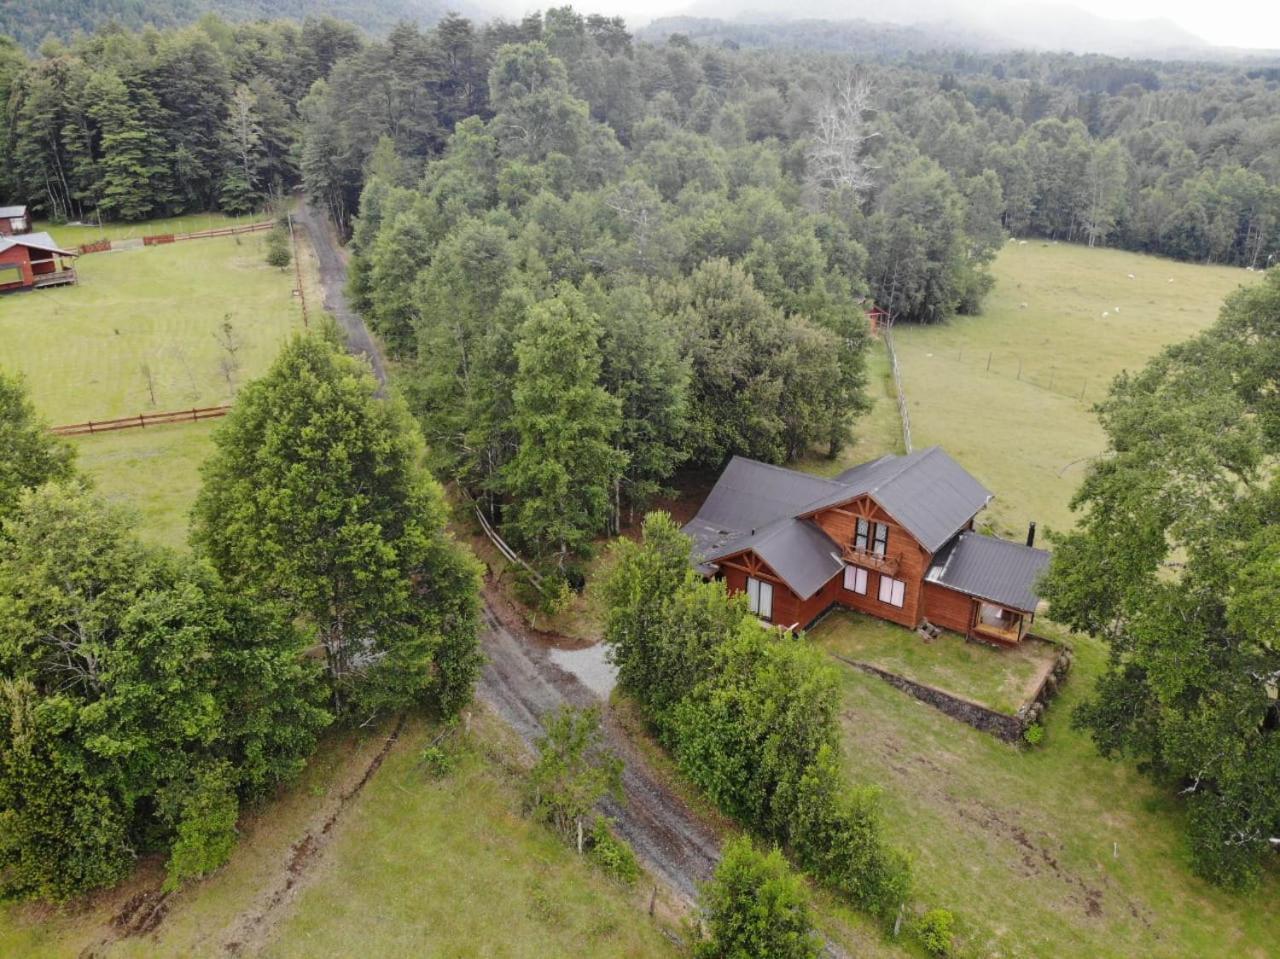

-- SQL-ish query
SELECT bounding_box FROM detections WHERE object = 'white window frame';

[872,522,889,556]
[843,565,868,595]
[878,575,906,608]
[747,576,774,621]
[854,517,870,551]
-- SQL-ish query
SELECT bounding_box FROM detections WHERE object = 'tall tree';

[501,286,625,567]
[192,334,482,717]
[0,372,75,523]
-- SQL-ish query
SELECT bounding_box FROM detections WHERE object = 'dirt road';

[293,201,389,390]
[301,201,721,906]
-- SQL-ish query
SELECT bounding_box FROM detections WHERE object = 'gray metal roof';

[925,531,1050,612]
[804,446,993,553]
[0,205,28,218]
[0,231,76,257]
[684,448,996,600]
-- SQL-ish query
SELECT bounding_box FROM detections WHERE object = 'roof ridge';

[727,454,846,487]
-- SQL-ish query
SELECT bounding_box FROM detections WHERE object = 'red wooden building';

[684,448,1049,643]
[0,205,32,236]
[0,232,79,292]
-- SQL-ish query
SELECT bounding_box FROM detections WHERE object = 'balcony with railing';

[32,267,77,289]
[840,546,899,576]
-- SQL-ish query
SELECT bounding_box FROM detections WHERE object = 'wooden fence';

[50,404,231,436]
[78,220,273,255]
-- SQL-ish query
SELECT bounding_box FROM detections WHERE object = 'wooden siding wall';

[922,582,975,634]
[0,245,32,289]
[811,495,931,628]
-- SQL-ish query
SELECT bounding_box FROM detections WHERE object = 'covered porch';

[923,529,1050,646]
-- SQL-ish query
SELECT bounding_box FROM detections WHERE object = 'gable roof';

[0,205,28,218]
[684,447,994,600]
[0,232,76,257]
[925,531,1049,612]
[800,446,993,553]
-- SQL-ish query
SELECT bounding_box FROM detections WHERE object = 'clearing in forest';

[0,225,305,547]
[887,241,1261,538]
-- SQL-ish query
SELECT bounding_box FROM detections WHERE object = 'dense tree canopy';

[1043,270,1280,888]
[191,333,483,718]
[0,484,328,898]
[0,371,75,523]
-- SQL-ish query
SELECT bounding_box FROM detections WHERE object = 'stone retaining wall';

[834,641,1074,745]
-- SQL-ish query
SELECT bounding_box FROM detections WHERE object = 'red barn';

[0,205,32,236]
[0,232,79,292]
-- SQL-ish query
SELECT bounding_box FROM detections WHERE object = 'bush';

[914,908,956,956]
[695,836,820,959]
[265,226,291,269]
[420,743,455,778]
[1023,722,1044,746]
[587,818,639,885]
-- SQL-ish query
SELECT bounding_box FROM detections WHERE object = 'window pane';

[873,523,889,556]
[747,577,760,614]
[878,575,892,603]
[854,517,868,550]
[759,582,773,620]
[843,565,866,594]
[892,579,905,607]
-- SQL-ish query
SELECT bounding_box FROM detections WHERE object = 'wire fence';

[882,324,912,453]
[927,346,1108,405]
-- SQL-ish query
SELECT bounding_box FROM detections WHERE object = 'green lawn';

[1,231,302,425]
[32,211,269,247]
[831,629,1280,958]
[0,716,680,959]
[810,610,1054,714]
[887,242,1261,538]
[72,421,217,551]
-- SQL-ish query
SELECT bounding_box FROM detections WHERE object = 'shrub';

[525,706,623,846]
[696,836,820,959]
[1023,722,1044,746]
[587,818,640,885]
[265,226,291,269]
[914,908,956,956]
[420,744,455,778]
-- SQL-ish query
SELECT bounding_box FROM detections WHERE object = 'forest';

[0,3,1278,943]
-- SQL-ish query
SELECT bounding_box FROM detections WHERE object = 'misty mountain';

[668,0,1211,57]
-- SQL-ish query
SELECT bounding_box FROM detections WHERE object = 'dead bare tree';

[214,314,243,393]
[806,71,879,204]
[140,362,158,407]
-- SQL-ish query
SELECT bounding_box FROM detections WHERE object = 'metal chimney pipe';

[1026,521,1037,548]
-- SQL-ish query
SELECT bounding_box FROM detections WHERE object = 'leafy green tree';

[0,485,327,899]
[1043,271,1280,887]
[192,334,483,717]
[695,836,820,959]
[525,705,624,852]
[501,286,625,567]
[0,372,75,523]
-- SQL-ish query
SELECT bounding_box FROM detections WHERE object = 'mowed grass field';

[1,228,305,546]
[0,716,680,959]
[889,242,1261,538]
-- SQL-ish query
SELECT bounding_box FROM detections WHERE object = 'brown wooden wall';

[922,582,976,634]
[0,245,32,289]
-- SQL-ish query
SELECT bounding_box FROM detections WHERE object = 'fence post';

[138,413,145,428]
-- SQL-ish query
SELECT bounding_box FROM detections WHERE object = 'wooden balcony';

[841,546,899,576]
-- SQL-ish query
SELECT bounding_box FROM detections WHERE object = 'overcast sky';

[493,0,1280,50]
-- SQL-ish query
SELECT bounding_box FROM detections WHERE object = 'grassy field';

[887,242,1261,538]
[33,211,270,246]
[830,628,1280,958]
[810,610,1054,714]
[1,221,307,549]
[0,716,680,958]
[1,231,303,425]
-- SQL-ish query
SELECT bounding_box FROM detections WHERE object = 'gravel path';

[302,202,722,907]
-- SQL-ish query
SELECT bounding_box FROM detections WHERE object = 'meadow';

[32,210,269,246]
[888,241,1261,538]
[0,716,680,959]
[1,228,305,545]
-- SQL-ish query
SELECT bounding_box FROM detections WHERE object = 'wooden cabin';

[0,205,32,236]
[684,448,1049,643]
[0,232,79,292]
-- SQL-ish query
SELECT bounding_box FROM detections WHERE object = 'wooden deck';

[32,268,77,289]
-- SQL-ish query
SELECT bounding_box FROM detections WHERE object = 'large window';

[843,565,868,595]
[854,517,889,556]
[747,576,774,621]
[878,575,906,608]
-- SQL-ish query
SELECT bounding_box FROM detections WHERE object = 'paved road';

[300,200,721,907]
